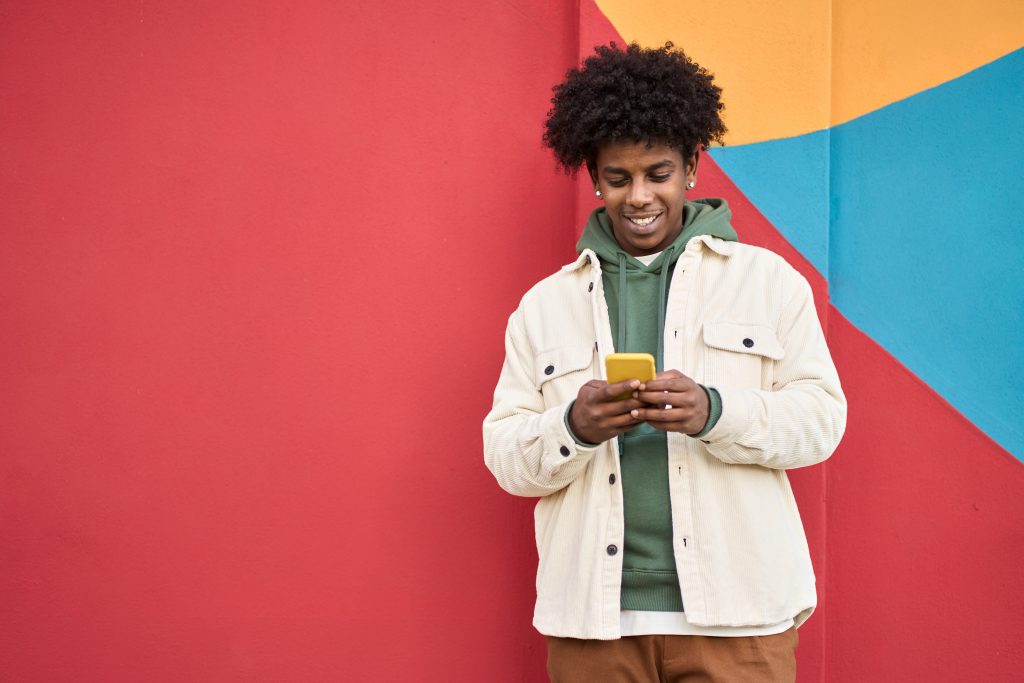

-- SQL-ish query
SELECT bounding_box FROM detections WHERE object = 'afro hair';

[543,42,726,176]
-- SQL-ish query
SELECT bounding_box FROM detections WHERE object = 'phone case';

[605,352,656,387]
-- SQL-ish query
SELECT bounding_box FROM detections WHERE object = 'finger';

[631,406,679,420]
[636,390,696,408]
[631,406,695,424]
[641,377,695,393]
[633,415,699,435]
[577,380,607,397]
[642,420,694,434]
[599,379,642,401]
[603,411,645,429]
[594,397,646,417]
[575,399,643,433]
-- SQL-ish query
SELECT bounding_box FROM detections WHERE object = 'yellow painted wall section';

[595,0,831,145]
[831,0,1024,127]
[596,0,1024,144]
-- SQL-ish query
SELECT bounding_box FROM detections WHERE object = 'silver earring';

[595,188,602,198]
[686,180,696,190]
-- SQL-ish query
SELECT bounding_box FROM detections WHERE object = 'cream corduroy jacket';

[483,235,847,639]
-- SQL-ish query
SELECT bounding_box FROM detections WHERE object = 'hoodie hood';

[576,198,738,369]
[576,197,737,269]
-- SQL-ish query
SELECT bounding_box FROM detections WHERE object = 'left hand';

[631,369,710,436]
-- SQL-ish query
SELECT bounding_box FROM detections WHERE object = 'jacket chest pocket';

[534,343,596,406]
[701,321,784,390]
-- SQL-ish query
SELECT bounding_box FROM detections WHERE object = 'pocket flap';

[703,321,784,360]
[534,344,594,385]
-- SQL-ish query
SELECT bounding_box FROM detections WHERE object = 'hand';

[568,379,646,444]
[632,369,710,436]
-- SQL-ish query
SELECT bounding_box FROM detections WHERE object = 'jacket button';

[606,544,618,556]
[544,365,555,375]
[609,473,616,484]
[743,338,754,348]
[559,445,570,457]
[588,282,594,292]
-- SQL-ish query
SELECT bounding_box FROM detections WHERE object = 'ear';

[686,148,701,181]
[586,160,598,187]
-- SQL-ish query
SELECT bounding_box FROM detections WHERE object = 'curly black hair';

[543,42,726,176]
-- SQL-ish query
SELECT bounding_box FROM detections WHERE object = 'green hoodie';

[577,198,738,612]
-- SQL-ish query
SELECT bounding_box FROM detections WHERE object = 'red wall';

[824,312,1024,680]
[2,1,578,679]
[8,3,1016,682]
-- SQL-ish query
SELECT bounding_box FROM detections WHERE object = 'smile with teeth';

[627,213,661,226]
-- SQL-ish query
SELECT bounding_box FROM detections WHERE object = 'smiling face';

[591,140,698,257]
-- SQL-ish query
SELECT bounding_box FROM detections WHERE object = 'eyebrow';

[601,160,676,174]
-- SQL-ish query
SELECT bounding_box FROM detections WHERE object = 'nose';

[627,180,652,207]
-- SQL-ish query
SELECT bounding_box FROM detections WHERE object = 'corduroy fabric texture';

[483,235,846,639]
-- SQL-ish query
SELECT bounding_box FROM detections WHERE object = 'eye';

[607,178,628,188]
[650,173,672,183]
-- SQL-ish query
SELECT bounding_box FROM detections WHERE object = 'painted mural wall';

[1,1,1021,681]
[591,0,1024,680]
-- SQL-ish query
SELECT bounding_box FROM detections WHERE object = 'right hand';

[568,379,646,444]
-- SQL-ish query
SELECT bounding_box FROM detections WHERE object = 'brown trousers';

[546,627,797,683]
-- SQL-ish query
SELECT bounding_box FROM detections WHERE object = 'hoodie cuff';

[690,385,722,438]
[564,400,602,447]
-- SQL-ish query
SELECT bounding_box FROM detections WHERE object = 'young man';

[483,43,846,682]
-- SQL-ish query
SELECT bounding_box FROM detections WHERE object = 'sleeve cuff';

[690,385,722,439]
[564,400,602,447]
[695,385,757,446]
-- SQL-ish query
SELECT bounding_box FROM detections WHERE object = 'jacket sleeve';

[700,271,847,469]
[482,307,600,497]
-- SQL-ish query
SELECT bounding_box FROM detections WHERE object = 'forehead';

[596,140,685,170]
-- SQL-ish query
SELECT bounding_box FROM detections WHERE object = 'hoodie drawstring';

[616,252,628,457]
[617,253,627,353]
[655,245,675,373]
[614,246,675,369]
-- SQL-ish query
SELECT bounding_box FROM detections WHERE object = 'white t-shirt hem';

[619,610,794,637]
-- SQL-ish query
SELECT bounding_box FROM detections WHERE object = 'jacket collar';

[563,236,735,272]
[562,250,597,272]
[691,234,736,256]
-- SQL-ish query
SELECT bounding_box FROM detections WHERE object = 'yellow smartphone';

[605,353,656,399]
